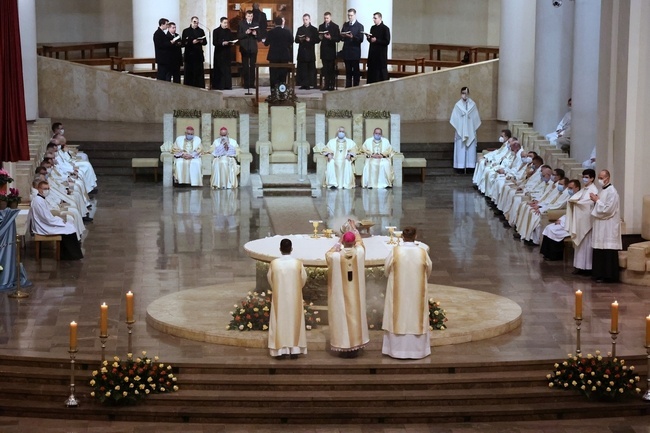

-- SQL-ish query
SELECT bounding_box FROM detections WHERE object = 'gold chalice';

[309,220,323,238]
[393,230,403,245]
[385,226,397,245]
[322,228,333,238]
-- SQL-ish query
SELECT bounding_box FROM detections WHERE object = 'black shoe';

[289,354,299,359]
[329,186,337,190]
[82,216,93,223]
[88,188,98,195]
[572,269,582,275]
[523,239,537,247]
[513,233,521,239]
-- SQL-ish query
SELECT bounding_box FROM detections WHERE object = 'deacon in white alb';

[173,126,203,186]
[210,127,240,189]
[450,86,481,172]
[361,128,394,189]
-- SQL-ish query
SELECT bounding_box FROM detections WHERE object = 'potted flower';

[0,193,7,210]
[6,188,21,209]
[0,169,13,190]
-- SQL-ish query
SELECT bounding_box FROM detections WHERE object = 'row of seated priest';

[171,125,398,190]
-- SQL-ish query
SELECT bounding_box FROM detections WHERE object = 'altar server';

[590,170,621,283]
[172,126,203,186]
[565,169,598,275]
[382,226,432,359]
[450,86,481,172]
[210,127,240,189]
[267,238,308,358]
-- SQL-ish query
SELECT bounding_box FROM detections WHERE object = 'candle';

[69,321,77,351]
[126,291,134,323]
[100,303,108,336]
[646,315,650,347]
[610,301,619,333]
[575,290,582,319]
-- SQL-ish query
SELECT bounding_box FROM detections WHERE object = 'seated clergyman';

[323,126,356,189]
[172,126,203,186]
[361,128,394,189]
[210,126,240,189]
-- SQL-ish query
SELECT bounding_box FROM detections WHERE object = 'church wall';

[37,57,223,123]
[323,60,498,122]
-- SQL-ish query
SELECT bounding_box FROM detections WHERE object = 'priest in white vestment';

[382,226,433,359]
[361,128,395,189]
[210,127,240,189]
[267,238,308,358]
[323,127,357,189]
[545,98,572,149]
[57,138,97,192]
[565,169,598,274]
[325,225,369,355]
[28,181,84,260]
[450,86,481,171]
[473,129,512,186]
[582,146,596,170]
[589,170,622,283]
[173,126,204,186]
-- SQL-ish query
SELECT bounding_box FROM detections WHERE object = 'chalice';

[385,226,397,244]
[323,228,333,238]
[393,230,403,245]
[309,220,323,238]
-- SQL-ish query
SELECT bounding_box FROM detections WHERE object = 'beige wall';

[323,60,498,122]
[38,57,223,123]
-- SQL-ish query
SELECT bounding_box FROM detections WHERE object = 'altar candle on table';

[69,321,77,351]
[610,301,619,333]
[100,303,108,336]
[646,315,650,347]
[575,290,582,319]
[126,291,134,322]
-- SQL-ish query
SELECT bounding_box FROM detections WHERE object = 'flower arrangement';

[0,169,13,185]
[227,290,319,331]
[89,351,178,405]
[547,351,641,401]
[7,188,21,206]
[428,298,448,330]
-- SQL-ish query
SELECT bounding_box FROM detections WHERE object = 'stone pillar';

[532,0,574,137]
[133,0,180,59]
[570,0,602,164]
[346,0,393,60]
[497,0,536,122]
[18,0,38,121]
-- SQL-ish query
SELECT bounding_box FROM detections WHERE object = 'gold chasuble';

[326,241,369,352]
[267,256,308,357]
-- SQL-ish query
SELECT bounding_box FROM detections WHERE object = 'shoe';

[82,216,93,223]
[572,269,582,275]
[523,240,537,247]
[289,354,299,359]
[88,188,98,195]
[513,233,521,239]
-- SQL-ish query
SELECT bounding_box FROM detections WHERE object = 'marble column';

[570,0,602,164]
[18,0,38,121]
[532,0,574,137]
[346,0,393,60]
[497,0,536,122]
[132,0,180,59]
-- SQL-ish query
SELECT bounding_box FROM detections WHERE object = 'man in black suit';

[166,22,183,83]
[181,16,207,88]
[318,12,340,91]
[366,12,391,84]
[340,8,364,88]
[238,10,260,89]
[213,17,234,90]
[264,17,293,88]
[153,18,170,81]
[252,3,268,40]
[295,14,320,90]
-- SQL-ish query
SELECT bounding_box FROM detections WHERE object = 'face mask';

[338,132,345,139]
[59,129,64,135]
[186,134,194,140]
[557,184,565,192]
[598,179,605,186]
[42,190,50,198]
[498,136,505,143]
[551,175,557,183]
[543,176,550,183]
[567,189,574,196]
[523,157,532,164]
[582,177,590,184]
[373,134,381,141]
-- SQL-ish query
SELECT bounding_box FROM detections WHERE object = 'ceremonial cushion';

[270,151,298,163]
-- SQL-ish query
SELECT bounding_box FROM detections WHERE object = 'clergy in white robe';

[30,182,85,241]
[565,170,598,273]
[539,214,570,261]
[545,98,572,148]
[323,127,356,189]
[450,86,481,170]
[519,178,570,245]
[473,129,512,186]
[326,227,369,354]
[582,146,596,170]
[361,128,395,189]
[267,238,308,358]
[210,127,240,189]
[382,227,433,359]
[57,141,97,191]
[28,181,83,260]
[590,170,622,282]
[172,126,203,186]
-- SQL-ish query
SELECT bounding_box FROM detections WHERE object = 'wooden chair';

[34,234,62,261]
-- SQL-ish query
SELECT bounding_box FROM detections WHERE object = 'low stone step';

[262,188,313,197]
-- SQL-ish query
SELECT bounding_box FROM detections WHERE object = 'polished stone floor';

[1,168,649,431]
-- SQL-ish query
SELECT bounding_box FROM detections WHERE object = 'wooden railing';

[40,42,119,60]
[428,44,499,63]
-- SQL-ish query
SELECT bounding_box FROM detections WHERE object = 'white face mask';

[42,190,50,197]
[598,179,605,186]
[523,157,532,164]
[498,136,505,143]
[337,132,345,139]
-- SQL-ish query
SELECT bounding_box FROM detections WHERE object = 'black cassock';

[366,22,391,84]
[212,27,235,90]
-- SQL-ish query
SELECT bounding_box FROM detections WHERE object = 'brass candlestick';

[574,317,582,356]
[8,236,29,299]
[126,320,135,360]
[642,345,650,401]
[99,334,108,363]
[65,350,79,407]
[609,330,619,358]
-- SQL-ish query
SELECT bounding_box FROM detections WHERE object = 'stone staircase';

[401,141,498,180]
[0,354,648,424]
[74,141,161,177]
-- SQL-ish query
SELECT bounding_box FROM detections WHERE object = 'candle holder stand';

[574,317,582,356]
[609,330,619,358]
[8,236,29,299]
[65,349,79,407]
[99,334,108,362]
[126,320,135,359]
[642,345,650,401]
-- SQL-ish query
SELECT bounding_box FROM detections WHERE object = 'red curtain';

[0,0,30,162]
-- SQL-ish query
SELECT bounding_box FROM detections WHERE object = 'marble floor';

[1,158,649,431]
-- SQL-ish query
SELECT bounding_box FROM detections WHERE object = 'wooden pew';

[40,42,119,60]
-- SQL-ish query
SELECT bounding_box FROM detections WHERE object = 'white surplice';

[591,184,622,250]
[566,183,598,269]
[545,110,571,147]
[450,97,481,169]
[361,137,394,189]
[28,194,78,237]
[210,137,240,189]
[173,136,203,186]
